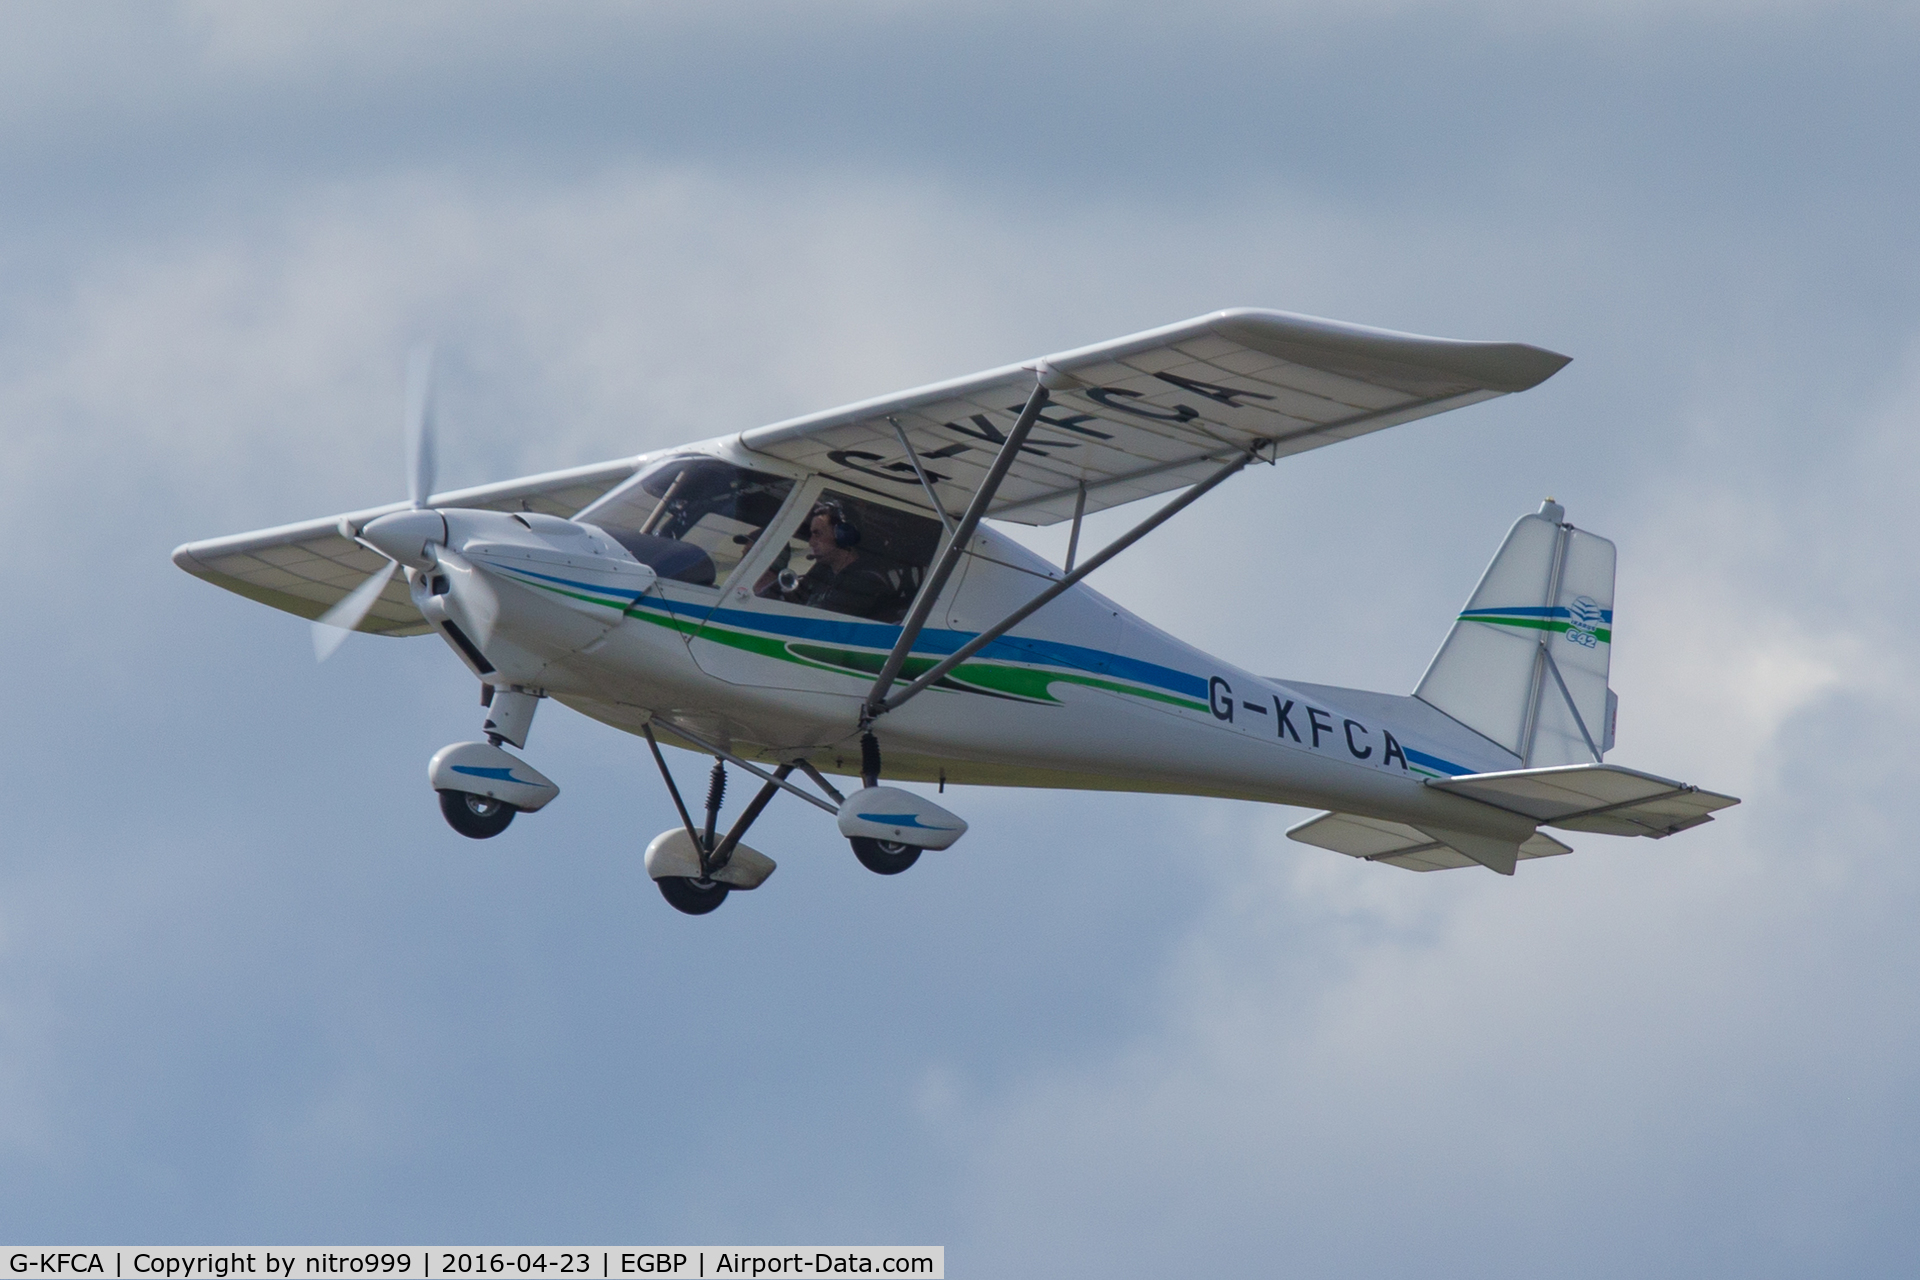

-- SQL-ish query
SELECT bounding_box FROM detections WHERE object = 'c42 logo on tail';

[1565,595,1604,648]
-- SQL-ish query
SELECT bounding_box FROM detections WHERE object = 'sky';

[3,0,1919,1272]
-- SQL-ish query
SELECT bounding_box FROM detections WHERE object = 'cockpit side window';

[576,458,796,587]
[752,488,944,623]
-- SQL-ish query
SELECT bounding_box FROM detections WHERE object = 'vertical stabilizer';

[1414,500,1616,766]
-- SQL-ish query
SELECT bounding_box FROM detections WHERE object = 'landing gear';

[635,722,970,907]
[427,686,558,838]
[655,875,730,915]
[834,736,966,876]
[439,788,516,839]
[850,836,922,875]
[640,727,789,915]
[846,732,920,873]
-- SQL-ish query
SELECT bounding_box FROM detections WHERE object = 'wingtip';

[1509,345,1574,392]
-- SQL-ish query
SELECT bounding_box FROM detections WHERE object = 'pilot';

[765,502,895,619]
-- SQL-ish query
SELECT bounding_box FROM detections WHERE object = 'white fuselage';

[402,442,1529,845]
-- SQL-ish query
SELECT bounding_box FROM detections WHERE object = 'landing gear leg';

[641,725,729,913]
[700,759,727,862]
[640,725,790,915]
[481,684,541,750]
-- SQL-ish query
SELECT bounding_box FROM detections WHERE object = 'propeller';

[311,561,400,661]
[311,344,440,661]
[405,343,436,509]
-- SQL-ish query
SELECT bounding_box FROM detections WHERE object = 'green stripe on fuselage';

[618,597,1209,714]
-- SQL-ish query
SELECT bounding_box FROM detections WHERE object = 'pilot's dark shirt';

[798,554,894,619]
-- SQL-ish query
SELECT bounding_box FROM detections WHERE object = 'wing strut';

[889,415,955,536]
[869,441,1265,719]
[1063,482,1087,574]
[863,374,1055,719]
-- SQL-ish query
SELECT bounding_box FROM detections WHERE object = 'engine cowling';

[407,509,658,683]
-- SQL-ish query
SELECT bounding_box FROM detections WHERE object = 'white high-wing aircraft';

[175,309,1737,914]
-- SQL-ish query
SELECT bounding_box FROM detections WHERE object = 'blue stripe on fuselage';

[1404,747,1472,776]
[492,563,647,600]
[634,596,1208,701]
[627,596,1485,775]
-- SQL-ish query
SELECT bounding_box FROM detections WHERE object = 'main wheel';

[656,875,731,915]
[438,789,517,839]
[851,837,923,875]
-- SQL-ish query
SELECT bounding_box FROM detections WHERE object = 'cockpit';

[575,457,944,623]
[576,457,796,587]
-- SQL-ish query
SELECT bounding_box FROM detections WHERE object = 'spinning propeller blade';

[314,345,440,662]
[311,560,400,661]
[406,343,437,510]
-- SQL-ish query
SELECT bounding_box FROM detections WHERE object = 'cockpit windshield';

[576,457,796,587]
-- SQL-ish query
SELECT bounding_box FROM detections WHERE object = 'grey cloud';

[4,2,1918,230]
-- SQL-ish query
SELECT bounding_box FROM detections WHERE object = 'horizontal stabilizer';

[1413,823,1521,876]
[1287,811,1571,873]
[1425,763,1739,838]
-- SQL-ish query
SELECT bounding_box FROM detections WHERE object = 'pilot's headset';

[811,502,862,549]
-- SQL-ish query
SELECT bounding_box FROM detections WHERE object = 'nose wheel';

[438,789,517,839]
[427,689,557,840]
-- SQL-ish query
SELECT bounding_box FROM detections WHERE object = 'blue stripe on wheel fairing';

[856,812,958,830]
[451,764,532,784]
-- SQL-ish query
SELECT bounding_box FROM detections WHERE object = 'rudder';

[1414,499,1616,766]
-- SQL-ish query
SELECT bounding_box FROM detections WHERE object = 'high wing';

[174,308,1568,633]
[172,458,641,634]
[738,308,1570,526]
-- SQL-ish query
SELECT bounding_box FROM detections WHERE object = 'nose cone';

[360,509,447,568]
